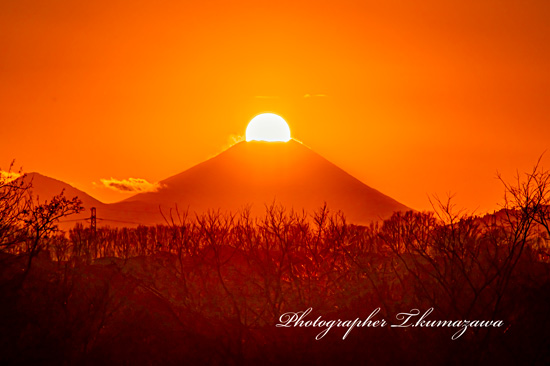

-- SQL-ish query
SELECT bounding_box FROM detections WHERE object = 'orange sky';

[1,0,549,213]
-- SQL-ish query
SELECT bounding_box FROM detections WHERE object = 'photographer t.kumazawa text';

[276,307,504,340]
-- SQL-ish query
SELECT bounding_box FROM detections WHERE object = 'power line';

[58,218,86,223]
[58,207,154,226]
[97,218,145,225]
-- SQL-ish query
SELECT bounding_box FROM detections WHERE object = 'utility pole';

[90,207,97,235]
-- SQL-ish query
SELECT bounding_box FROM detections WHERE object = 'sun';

[245,113,291,142]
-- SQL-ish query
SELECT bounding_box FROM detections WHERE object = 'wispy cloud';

[226,134,245,147]
[99,177,163,193]
[0,170,22,182]
[303,94,328,98]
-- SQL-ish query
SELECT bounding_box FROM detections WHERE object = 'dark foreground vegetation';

[1,164,550,365]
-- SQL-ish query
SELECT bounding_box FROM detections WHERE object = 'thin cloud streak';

[99,177,164,193]
[303,94,328,98]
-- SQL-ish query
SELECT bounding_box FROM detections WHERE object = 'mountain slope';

[15,172,103,229]
[17,142,410,227]
[21,172,102,208]
[118,140,408,224]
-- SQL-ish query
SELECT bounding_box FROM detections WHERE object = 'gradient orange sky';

[1,0,549,213]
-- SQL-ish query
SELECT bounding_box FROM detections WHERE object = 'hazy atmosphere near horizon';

[1,0,549,213]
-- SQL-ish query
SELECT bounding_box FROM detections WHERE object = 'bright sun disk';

[246,113,291,142]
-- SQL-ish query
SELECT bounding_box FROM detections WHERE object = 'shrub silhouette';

[1,163,549,364]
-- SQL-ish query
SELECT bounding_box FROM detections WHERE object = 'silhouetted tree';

[0,163,83,280]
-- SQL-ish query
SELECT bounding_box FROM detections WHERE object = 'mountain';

[114,140,409,225]
[16,172,104,229]
[21,172,102,208]
[15,141,409,227]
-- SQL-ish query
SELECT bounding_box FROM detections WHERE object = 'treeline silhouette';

[1,163,549,365]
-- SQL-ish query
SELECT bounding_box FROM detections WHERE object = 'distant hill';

[21,172,102,208]
[16,172,103,229]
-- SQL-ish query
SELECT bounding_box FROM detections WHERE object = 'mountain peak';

[17,172,101,205]
[120,139,408,224]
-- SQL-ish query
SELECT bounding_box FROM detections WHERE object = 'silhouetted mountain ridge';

[119,140,408,224]
[21,172,102,207]
[15,141,410,227]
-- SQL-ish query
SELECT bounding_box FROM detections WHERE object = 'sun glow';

[245,113,291,142]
